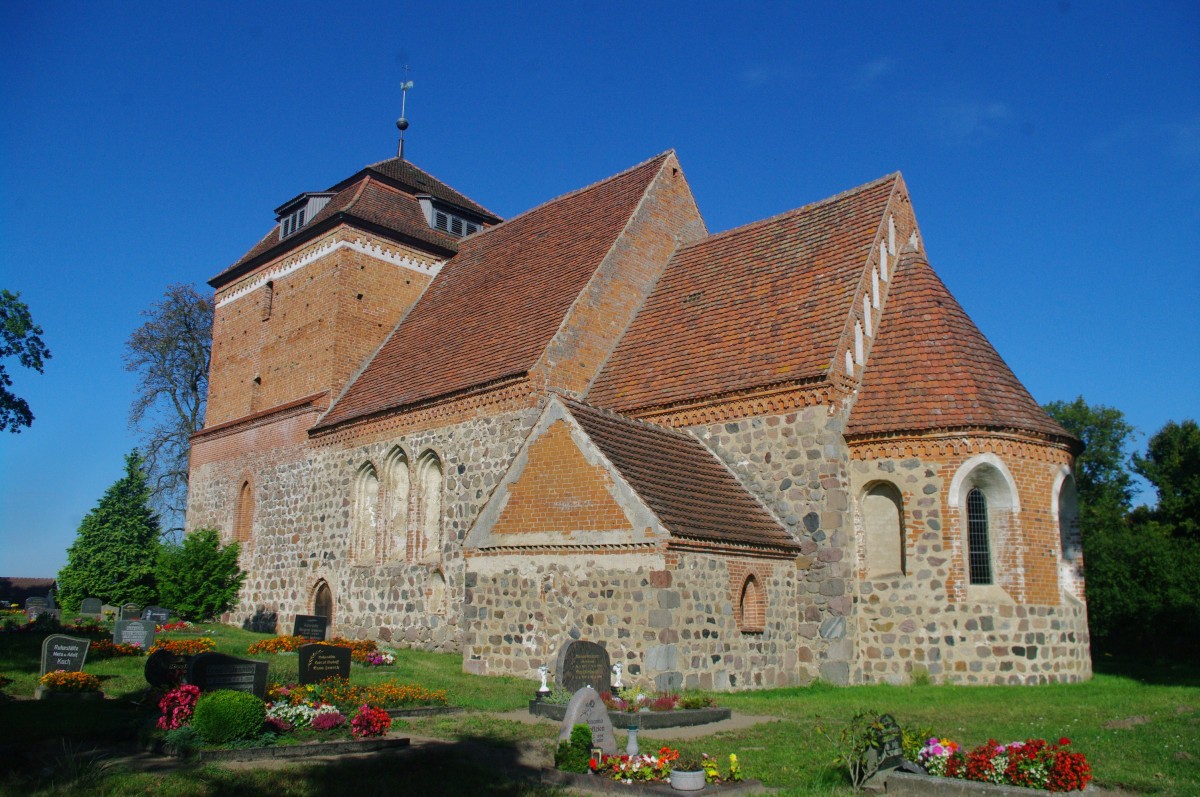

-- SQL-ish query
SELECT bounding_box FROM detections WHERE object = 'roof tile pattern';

[846,253,1071,439]
[590,175,898,412]
[317,154,672,429]
[563,399,797,549]
[363,158,500,220]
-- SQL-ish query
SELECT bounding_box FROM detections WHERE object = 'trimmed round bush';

[190,690,267,745]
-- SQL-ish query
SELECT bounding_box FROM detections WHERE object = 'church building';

[186,145,1091,688]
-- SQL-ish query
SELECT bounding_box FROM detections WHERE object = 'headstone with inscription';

[556,640,611,694]
[114,619,157,650]
[120,603,141,621]
[40,634,90,676]
[145,649,190,688]
[876,713,905,771]
[187,652,269,698]
[292,614,329,641]
[298,644,351,685]
[80,598,103,617]
[142,606,171,624]
[25,597,49,619]
[558,686,616,755]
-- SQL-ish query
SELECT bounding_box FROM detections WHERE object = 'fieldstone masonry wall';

[463,550,798,690]
[692,405,855,684]
[848,438,1091,684]
[187,405,540,649]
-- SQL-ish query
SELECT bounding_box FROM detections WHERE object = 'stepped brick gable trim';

[846,252,1073,441]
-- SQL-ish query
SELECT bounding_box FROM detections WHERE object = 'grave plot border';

[158,736,411,762]
[529,701,731,729]
[541,770,767,795]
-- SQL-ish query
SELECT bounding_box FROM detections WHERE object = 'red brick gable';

[563,399,798,551]
[315,153,675,430]
[588,174,899,412]
[846,252,1072,440]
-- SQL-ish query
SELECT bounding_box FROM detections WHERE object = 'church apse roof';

[588,173,900,413]
[845,251,1072,441]
[315,152,676,430]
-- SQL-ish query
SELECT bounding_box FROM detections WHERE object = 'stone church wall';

[848,438,1091,685]
[187,403,541,649]
[690,404,856,685]
[463,549,799,690]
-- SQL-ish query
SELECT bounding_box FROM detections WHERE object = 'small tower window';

[967,487,993,585]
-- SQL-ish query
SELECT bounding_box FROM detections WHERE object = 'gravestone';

[298,644,351,685]
[187,652,269,699]
[876,714,905,771]
[559,686,616,755]
[120,603,141,621]
[142,606,170,624]
[100,604,117,619]
[145,649,190,688]
[114,619,157,650]
[556,640,611,694]
[25,597,49,619]
[292,614,329,641]
[80,598,103,617]
[40,634,90,676]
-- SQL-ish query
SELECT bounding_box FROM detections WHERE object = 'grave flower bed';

[39,670,102,693]
[65,618,107,635]
[247,635,387,664]
[267,677,448,710]
[156,620,199,633]
[150,637,216,656]
[89,638,145,659]
[600,690,717,712]
[917,736,1092,792]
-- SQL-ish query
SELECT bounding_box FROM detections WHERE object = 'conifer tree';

[156,529,245,621]
[57,452,161,610]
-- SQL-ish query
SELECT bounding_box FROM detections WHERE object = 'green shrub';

[555,724,593,772]
[190,690,266,745]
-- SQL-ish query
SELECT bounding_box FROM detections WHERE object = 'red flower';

[1058,737,1071,746]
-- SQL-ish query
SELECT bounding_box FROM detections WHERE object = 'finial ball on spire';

[396,117,409,132]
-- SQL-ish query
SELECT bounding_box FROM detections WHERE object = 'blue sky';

[2,2,1197,577]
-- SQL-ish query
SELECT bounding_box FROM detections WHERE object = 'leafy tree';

[57,452,161,610]
[1043,396,1136,528]
[156,528,246,621]
[0,289,52,433]
[1133,419,1200,539]
[125,284,213,537]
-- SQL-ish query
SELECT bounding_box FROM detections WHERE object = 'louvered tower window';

[966,487,992,585]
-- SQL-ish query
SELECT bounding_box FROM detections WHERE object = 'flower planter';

[884,771,1095,796]
[529,700,731,729]
[34,686,103,701]
[668,769,706,791]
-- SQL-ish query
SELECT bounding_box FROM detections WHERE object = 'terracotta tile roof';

[315,153,674,430]
[590,174,899,412]
[846,252,1072,440]
[211,174,467,287]
[361,157,500,221]
[563,399,797,550]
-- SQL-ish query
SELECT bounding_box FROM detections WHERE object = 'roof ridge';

[361,157,501,219]
[469,151,674,241]
[559,394,695,442]
[678,171,900,253]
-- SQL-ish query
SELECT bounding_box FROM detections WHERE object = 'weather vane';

[396,66,413,160]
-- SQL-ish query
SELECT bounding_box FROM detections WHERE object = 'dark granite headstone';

[114,619,157,650]
[142,606,170,624]
[298,644,351,685]
[876,713,905,771]
[292,614,328,641]
[556,640,611,694]
[145,649,190,687]
[40,634,90,676]
[558,686,616,755]
[80,598,103,617]
[187,652,269,698]
[120,603,141,621]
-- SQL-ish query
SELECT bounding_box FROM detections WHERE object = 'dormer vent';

[417,195,485,239]
[275,192,336,241]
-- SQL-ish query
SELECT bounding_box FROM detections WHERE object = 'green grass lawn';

[2,620,1197,796]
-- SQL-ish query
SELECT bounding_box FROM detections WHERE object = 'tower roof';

[589,174,900,412]
[846,252,1072,440]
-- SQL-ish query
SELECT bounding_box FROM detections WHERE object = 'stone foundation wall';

[848,438,1092,684]
[691,406,855,684]
[187,404,540,649]
[463,549,800,691]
